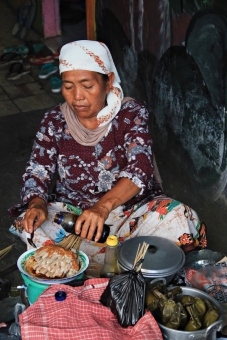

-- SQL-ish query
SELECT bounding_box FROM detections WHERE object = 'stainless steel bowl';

[154,286,223,340]
[185,249,226,270]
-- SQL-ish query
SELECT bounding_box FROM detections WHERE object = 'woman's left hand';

[75,204,110,242]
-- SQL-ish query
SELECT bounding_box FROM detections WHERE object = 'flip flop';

[6,62,31,80]
[29,55,55,65]
[0,53,25,68]
[4,42,44,55]
[39,63,58,79]
[50,77,62,93]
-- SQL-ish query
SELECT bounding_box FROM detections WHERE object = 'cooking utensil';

[185,249,226,270]
[153,286,223,340]
[118,236,185,283]
[25,231,36,248]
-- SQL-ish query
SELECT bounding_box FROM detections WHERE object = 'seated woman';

[8,40,207,264]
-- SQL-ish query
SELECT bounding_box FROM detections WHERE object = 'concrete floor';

[0,0,86,289]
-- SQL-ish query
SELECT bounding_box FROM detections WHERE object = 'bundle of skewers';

[132,241,149,271]
[0,244,14,260]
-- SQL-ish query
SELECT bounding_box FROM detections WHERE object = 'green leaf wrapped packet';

[203,299,219,328]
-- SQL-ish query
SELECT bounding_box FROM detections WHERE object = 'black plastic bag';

[0,279,11,301]
[100,266,146,327]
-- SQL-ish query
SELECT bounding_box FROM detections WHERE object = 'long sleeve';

[8,101,163,218]
[20,106,62,204]
[117,100,154,194]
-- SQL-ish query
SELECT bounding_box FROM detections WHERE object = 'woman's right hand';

[21,197,48,234]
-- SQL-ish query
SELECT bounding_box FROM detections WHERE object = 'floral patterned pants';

[10,195,207,265]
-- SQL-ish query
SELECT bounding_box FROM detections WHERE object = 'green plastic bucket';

[21,271,84,304]
[21,273,50,304]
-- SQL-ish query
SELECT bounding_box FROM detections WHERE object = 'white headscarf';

[59,40,124,127]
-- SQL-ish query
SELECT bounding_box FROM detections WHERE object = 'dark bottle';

[54,212,110,243]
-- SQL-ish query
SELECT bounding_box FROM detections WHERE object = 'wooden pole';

[86,0,96,40]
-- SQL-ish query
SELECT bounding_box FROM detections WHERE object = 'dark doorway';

[59,0,87,43]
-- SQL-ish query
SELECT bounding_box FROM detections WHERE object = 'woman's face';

[61,70,114,125]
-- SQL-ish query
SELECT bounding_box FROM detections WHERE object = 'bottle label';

[64,204,83,216]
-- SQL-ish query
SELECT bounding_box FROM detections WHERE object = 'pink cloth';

[19,278,163,340]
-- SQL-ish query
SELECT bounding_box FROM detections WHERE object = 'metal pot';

[185,249,226,270]
[117,236,185,283]
[154,286,223,340]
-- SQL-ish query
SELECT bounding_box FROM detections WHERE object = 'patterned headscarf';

[59,40,124,127]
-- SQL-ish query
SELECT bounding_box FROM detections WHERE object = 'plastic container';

[85,262,101,278]
[21,273,50,304]
[100,235,120,278]
[21,271,86,304]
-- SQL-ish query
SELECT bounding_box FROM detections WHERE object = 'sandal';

[29,55,55,65]
[4,42,44,55]
[50,77,62,93]
[6,62,31,80]
[0,53,25,68]
[39,63,58,79]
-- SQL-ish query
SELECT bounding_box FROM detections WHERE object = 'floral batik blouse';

[8,100,163,216]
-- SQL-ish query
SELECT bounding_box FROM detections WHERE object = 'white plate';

[17,248,89,284]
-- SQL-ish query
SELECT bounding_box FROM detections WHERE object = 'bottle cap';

[106,235,118,246]
[55,290,67,301]
[54,213,63,225]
